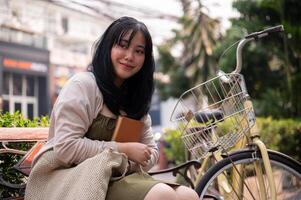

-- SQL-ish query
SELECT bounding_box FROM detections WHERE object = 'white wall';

[160,98,178,129]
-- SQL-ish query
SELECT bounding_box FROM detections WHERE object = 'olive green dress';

[85,114,177,200]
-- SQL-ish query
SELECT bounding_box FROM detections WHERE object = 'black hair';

[91,16,155,120]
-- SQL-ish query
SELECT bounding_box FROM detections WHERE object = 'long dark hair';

[91,16,155,120]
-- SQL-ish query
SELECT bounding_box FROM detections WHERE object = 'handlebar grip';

[245,25,284,39]
[261,25,284,34]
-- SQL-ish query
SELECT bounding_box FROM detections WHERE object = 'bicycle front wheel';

[196,149,301,200]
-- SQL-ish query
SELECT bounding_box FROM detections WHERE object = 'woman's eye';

[120,44,127,49]
[136,49,144,54]
[118,42,128,49]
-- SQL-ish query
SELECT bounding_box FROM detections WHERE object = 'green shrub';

[256,117,301,161]
[163,117,301,164]
[161,128,190,185]
[162,128,186,165]
[0,111,49,127]
[0,111,49,198]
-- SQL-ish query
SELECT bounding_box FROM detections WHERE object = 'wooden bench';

[0,127,201,199]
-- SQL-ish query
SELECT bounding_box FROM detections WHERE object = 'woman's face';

[111,30,146,87]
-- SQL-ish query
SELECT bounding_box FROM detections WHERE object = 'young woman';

[25,16,198,200]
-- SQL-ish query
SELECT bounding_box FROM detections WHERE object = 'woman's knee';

[144,183,178,200]
[175,186,199,200]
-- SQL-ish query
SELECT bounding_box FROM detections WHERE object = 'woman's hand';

[117,142,152,167]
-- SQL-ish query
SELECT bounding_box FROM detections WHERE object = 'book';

[112,116,145,142]
[13,141,45,176]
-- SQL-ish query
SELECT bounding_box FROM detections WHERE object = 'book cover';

[112,116,144,142]
[13,141,45,176]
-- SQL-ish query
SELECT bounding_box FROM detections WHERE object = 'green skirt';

[106,172,179,200]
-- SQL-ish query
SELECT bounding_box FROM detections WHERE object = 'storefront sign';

[3,58,47,73]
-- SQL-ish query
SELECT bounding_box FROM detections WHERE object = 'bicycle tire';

[196,149,301,200]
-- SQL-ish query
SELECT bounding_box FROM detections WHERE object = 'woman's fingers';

[139,147,151,166]
[144,148,151,160]
[141,160,149,167]
[147,147,152,155]
[119,142,152,166]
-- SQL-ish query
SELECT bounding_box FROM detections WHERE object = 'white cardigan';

[34,72,158,171]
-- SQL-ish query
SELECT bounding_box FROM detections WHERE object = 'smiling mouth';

[120,63,134,70]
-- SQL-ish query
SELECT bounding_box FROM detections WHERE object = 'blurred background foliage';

[156,0,301,119]
[158,0,301,165]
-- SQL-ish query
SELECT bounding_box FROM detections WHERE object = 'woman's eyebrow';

[120,39,145,49]
[137,45,145,49]
[120,39,129,44]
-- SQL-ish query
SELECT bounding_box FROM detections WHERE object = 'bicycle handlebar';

[218,25,284,79]
[245,25,284,39]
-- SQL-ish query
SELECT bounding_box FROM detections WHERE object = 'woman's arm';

[50,74,118,166]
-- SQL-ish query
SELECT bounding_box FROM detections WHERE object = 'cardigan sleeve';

[51,76,118,166]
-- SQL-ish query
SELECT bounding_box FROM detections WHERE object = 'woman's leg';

[144,183,178,200]
[175,186,199,200]
[144,183,199,200]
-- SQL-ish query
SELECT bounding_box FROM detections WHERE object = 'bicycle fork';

[251,135,277,200]
[245,100,277,200]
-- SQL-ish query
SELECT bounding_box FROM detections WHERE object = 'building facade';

[0,0,165,129]
[0,41,49,118]
[0,0,110,118]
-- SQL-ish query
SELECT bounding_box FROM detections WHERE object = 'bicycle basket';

[170,73,255,159]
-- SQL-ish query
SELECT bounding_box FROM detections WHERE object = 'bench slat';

[0,128,48,141]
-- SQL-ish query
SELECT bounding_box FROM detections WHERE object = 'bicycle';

[167,25,301,199]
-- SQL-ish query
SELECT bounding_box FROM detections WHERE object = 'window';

[26,75,35,96]
[2,72,38,119]
[13,73,22,95]
[3,100,9,112]
[27,103,34,119]
[14,102,22,112]
[3,73,9,94]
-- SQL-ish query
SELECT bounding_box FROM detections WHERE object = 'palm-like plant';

[177,0,220,85]
[157,0,220,100]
